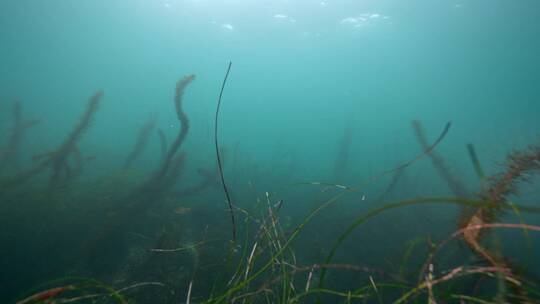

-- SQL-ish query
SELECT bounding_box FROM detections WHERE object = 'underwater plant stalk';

[459,144,540,302]
[157,128,168,164]
[376,167,405,203]
[123,117,156,170]
[464,144,540,243]
[208,191,348,303]
[319,197,484,289]
[298,121,452,193]
[333,115,355,181]
[174,167,219,197]
[0,101,40,172]
[214,61,236,241]
[377,121,452,179]
[412,120,469,197]
[4,91,102,188]
[156,75,195,181]
[467,143,485,180]
[394,266,514,304]
[48,91,102,187]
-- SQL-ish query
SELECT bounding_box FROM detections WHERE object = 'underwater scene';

[1,0,540,303]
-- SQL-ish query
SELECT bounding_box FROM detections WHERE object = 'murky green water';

[1,1,540,303]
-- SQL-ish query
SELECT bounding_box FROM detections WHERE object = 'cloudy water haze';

[1,0,540,303]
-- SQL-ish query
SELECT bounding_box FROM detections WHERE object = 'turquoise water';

[1,0,540,303]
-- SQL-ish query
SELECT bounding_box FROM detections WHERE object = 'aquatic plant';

[153,74,195,184]
[298,121,452,196]
[333,115,355,182]
[174,166,220,197]
[409,121,540,300]
[213,62,237,241]
[3,91,103,189]
[3,78,539,304]
[157,128,168,164]
[16,277,168,304]
[467,143,485,180]
[376,167,405,203]
[16,187,540,303]
[125,74,196,206]
[79,75,196,274]
[0,101,40,173]
[458,144,540,301]
[412,120,469,197]
[123,116,156,170]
